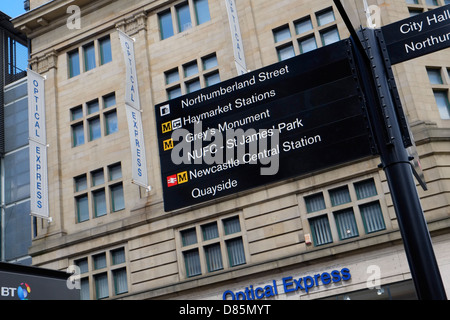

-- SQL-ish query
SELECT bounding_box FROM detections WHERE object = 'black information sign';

[381,4,450,65]
[155,40,373,212]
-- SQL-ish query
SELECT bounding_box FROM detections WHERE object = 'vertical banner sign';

[125,105,149,189]
[118,29,141,110]
[27,69,50,220]
[225,0,247,75]
[118,30,150,190]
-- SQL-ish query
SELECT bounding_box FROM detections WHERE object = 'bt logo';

[18,283,31,300]
[1,283,31,300]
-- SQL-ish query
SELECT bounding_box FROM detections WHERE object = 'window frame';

[158,0,211,41]
[303,177,388,247]
[73,163,125,223]
[66,34,113,78]
[73,246,129,300]
[427,66,450,120]
[176,214,247,279]
[272,7,341,62]
[164,53,220,99]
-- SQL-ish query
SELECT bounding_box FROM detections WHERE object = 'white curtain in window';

[305,194,326,213]
[112,249,126,265]
[361,202,385,233]
[80,278,90,300]
[182,229,197,246]
[356,180,377,199]
[227,238,246,266]
[184,250,201,277]
[335,209,358,239]
[113,268,128,295]
[205,244,223,272]
[330,187,351,206]
[95,273,109,299]
[310,216,333,245]
[224,217,241,235]
[202,223,219,240]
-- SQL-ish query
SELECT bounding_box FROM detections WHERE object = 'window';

[83,42,96,71]
[299,36,317,54]
[360,202,386,233]
[158,0,211,40]
[186,79,201,93]
[99,36,112,65]
[277,44,295,61]
[71,106,83,120]
[427,68,443,84]
[93,253,107,269]
[87,99,100,115]
[406,0,448,17]
[164,53,220,99]
[408,8,423,16]
[178,215,246,278]
[272,7,341,61]
[321,27,340,46]
[305,193,326,213]
[184,61,199,77]
[75,247,128,300]
[334,209,359,240]
[355,179,378,199]
[434,91,450,119]
[316,8,336,26]
[273,25,291,43]
[194,0,211,25]
[93,189,107,218]
[76,195,89,222]
[425,0,438,5]
[176,2,192,32]
[72,122,85,147]
[165,68,180,85]
[67,35,112,78]
[75,175,87,192]
[310,215,333,246]
[184,249,202,277]
[202,54,218,70]
[88,117,101,141]
[74,163,125,223]
[70,93,119,147]
[113,268,128,295]
[304,178,387,246]
[295,17,313,35]
[68,49,80,78]
[110,184,125,212]
[94,273,109,299]
[159,10,174,40]
[329,186,351,206]
[426,66,450,119]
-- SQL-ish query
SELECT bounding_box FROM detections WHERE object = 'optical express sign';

[222,267,351,300]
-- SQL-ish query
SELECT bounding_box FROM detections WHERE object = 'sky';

[0,0,27,19]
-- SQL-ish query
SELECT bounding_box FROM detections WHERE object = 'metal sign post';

[334,0,447,300]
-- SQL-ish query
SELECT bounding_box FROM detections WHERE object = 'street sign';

[155,40,374,212]
[381,4,450,65]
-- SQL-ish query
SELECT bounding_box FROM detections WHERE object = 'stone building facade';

[13,0,450,300]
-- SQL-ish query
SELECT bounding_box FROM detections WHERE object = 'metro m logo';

[177,171,188,185]
[162,121,172,134]
[163,138,174,151]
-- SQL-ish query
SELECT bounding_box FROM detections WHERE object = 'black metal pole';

[351,27,447,300]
